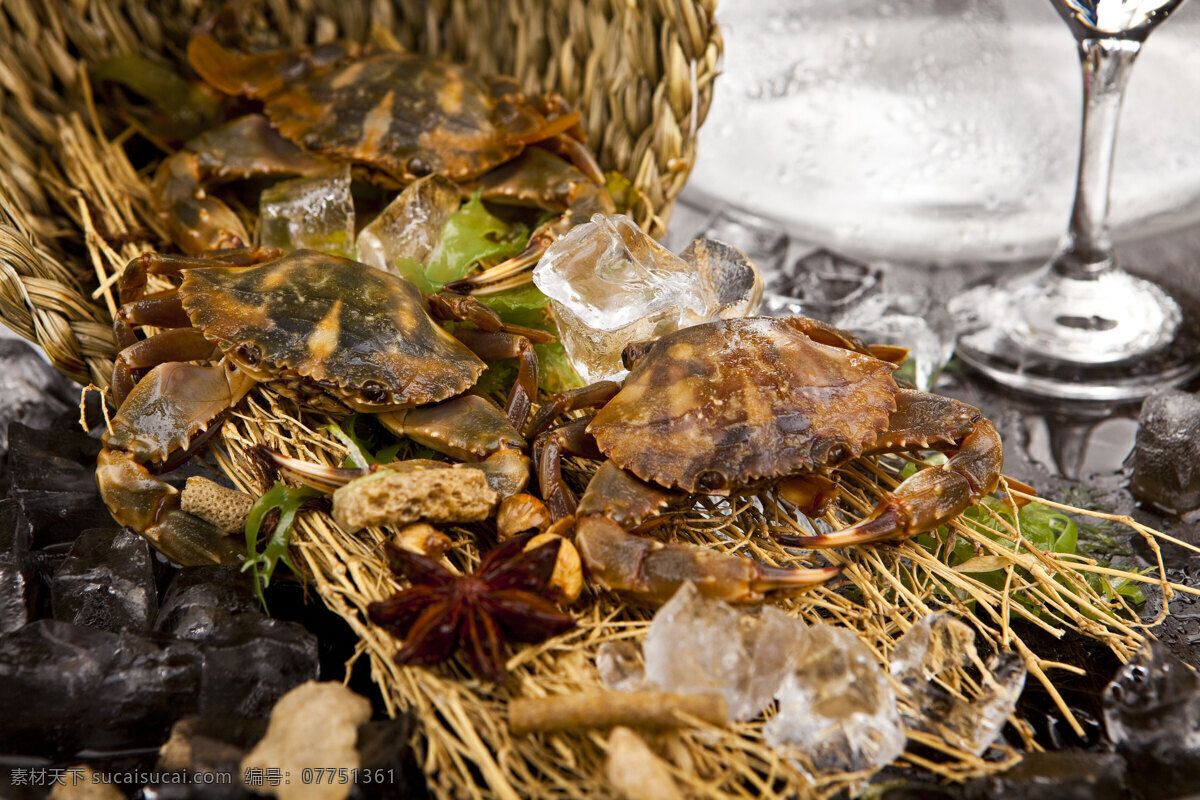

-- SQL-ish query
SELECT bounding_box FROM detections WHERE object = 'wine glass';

[952,0,1200,401]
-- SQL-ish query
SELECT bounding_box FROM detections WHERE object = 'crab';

[154,33,615,291]
[529,316,1005,605]
[97,247,549,566]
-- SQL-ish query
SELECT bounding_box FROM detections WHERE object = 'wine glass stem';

[1053,38,1142,280]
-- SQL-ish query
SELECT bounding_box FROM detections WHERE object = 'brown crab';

[97,247,549,565]
[154,33,614,291]
[530,316,1004,605]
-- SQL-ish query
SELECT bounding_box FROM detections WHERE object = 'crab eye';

[406,157,433,177]
[814,439,851,465]
[695,470,727,493]
[360,381,389,405]
[234,342,261,366]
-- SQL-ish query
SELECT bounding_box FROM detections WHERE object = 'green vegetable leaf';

[94,55,219,139]
[424,193,530,285]
[328,414,404,466]
[242,482,322,612]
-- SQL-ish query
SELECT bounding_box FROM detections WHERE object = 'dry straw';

[0,1,1191,798]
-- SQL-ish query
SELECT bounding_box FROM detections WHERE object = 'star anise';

[367,535,575,684]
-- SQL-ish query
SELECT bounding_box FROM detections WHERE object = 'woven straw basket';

[0,2,1168,799]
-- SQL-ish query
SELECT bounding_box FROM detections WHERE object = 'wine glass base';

[952,266,1200,402]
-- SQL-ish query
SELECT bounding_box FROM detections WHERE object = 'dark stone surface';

[52,527,158,633]
[1130,389,1200,517]
[965,751,1127,800]
[0,499,38,635]
[0,619,202,756]
[0,340,77,488]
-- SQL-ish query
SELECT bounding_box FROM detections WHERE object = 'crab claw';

[568,462,840,605]
[576,516,841,605]
[784,419,1004,549]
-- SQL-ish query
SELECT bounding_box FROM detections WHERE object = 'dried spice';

[368,536,574,684]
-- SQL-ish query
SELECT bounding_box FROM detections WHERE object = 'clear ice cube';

[763,248,955,391]
[1104,638,1200,751]
[679,238,764,324]
[355,175,461,273]
[533,214,763,383]
[260,165,355,258]
[51,527,159,633]
[837,291,957,392]
[890,613,1026,756]
[642,582,805,722]
[596,640,648,692]
[690,206,789,278]
[1129,389,1200,517]
[771,248,882,319]
[764,623,905,778]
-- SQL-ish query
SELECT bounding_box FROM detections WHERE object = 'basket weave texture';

[0,0,720,387]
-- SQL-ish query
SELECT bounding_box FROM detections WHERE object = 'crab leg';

[534,416,604,518]
[112,327,220,406]
[426,292,553,431]
[113,292,191,348]
[153,115,333,253]
[117,247,286,302]
[111,248,285,403]
[525,380,621,439]
[793,414,1004,549]
[575,463,841,605]
[456,329,543,431]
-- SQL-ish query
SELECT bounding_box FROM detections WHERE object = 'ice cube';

[836,291,957,391]
[533,214,762,383]
[764,623,905,777]
[0,499,37,635]
[0,339,75,457]
[1104,638,1200,751]
[51,527,158,633]
[890,613,1026,755]
[155,565,260,639]
[260,165,355,258]
[355,175,461,273]
[642,581,805,721]
[771,248,882,319]
[0,619,203,755]
[197,611,320,717]
[761,248,954,386]
[1129,390,1200,517]
[7,422,110,548]
[596,640,648,692]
